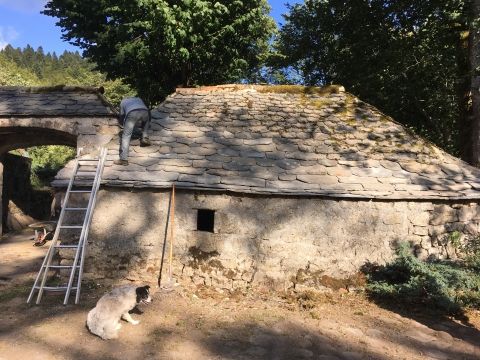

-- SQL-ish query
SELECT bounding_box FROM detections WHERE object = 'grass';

[0,282,32,302]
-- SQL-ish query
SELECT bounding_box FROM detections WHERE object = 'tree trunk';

[468,0,480,165]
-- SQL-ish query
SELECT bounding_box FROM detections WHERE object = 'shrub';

[364,242,480,314]
[458,233,480,272]
[28,145,76,188]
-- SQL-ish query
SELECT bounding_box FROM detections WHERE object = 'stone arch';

[0,126,77,154]
[0,117,118,234]
[0,123,79,234]
[0,86,119,233]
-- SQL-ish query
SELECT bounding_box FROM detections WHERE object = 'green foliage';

[365,242,480,314]
[43,0,276,104]
[26,146,76,188]
[458,233,480,271]
[0,51,39,86]
[274,0,473,156]
[0,45,135,106]
[28,146,76,172]
[448,230,463,249]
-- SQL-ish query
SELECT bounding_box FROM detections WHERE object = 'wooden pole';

[168,184,175,281]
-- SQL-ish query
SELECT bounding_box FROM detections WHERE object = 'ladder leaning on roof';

[27,147,107,305]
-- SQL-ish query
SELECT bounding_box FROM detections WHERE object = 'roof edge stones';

[174,84,346,95]
[0,85,104,94]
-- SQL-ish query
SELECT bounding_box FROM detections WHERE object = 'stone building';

[51,84,480,290]
[0,86,118,234]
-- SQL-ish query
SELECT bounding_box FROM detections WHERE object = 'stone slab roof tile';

[54,84,480,199]
[0,86,116,116]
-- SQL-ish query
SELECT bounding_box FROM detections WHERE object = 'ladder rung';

[70,190,92,193]
[43,265,80,269]
[55,244,79,248]
[64,207,88,211]
[35,286,78,291]
[59,225,83,229]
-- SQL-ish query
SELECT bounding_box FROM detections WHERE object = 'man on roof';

[114,97,152,166]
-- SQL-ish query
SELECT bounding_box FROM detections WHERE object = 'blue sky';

[0,0,301,55]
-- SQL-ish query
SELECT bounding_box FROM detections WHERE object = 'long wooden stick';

[168,184,176,281]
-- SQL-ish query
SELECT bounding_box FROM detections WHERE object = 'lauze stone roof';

[59,84,480,200]
[0,86,115,117]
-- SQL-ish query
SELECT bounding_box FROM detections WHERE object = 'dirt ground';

[1,230,480,360]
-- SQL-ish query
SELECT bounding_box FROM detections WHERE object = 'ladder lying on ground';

[27,147,107,305]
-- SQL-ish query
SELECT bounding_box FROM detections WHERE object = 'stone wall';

[62,188,480,290]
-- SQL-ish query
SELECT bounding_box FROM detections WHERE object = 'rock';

[342,326,363,338]
[293,348,314,358]
[435,331,453,341]
[365,329,383,338]
[246,347,268,357]
[406,329,438,343]
[249,333,275,347]
[423,350,449,360]
[341,351,364,360]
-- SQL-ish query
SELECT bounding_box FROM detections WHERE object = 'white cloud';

[0,26,19,50]
[0,0,47,14]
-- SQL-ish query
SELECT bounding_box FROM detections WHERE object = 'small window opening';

[197,209,215,232]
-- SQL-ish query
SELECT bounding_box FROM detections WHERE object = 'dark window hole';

[197,209,215,232]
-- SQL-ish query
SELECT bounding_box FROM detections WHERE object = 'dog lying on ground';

[86,285,152,340]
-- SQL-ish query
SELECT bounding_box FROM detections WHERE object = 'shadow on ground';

[366,294,480,350]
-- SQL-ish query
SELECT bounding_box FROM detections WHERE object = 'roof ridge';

[175,84,346,94]
[0,85,105,94]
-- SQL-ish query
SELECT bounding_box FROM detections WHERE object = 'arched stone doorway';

[0,86,118,234]
[0,126,77,154]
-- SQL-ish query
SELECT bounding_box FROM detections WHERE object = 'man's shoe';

[140,137,152,147]
[114,159,129,166]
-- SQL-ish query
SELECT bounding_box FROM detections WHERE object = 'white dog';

[86,285,152,340]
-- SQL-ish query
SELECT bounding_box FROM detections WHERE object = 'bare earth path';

[1,231,479,360]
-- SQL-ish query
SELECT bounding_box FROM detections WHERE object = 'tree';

[0,45,135,106]
[43,0,276,105]
[467,0,480,165]
[275,0,474,158]
[0,51,39,86]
